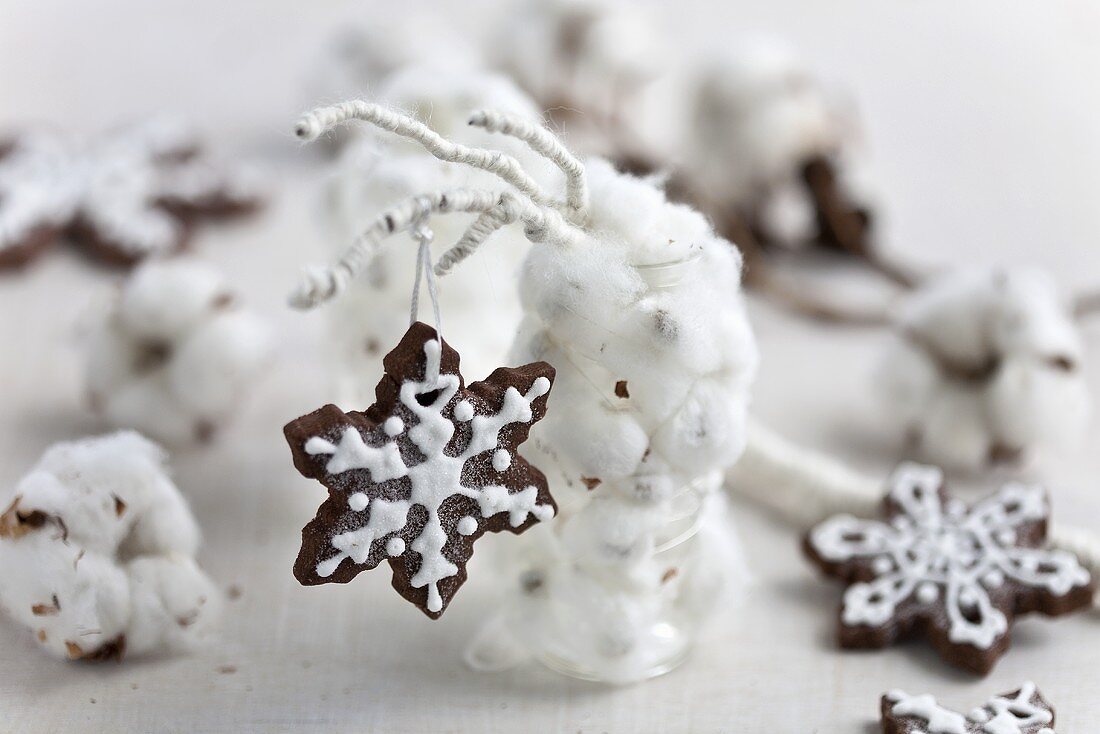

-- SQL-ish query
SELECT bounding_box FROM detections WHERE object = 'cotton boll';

[303,19,481,153]
[877,266,1089,469]
[986,357,1090,456]
[684,36,843,205]
[0,432,219,660]
[652,377,751,474]
[876,337,940,430]
[899,269,997,371]
[494,0,661,124]
[559,495,659,571]
[168,311,273,415]
[678,491,752,622]
[85,259,272,445]
[544,395,649,480]
[117,259,228,341]
[126,555,220,655]
[915,387,993,469]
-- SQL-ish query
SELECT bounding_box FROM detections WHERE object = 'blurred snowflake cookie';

[0,118,263,270]
[0,432,221,660]
[881,682,1056,734]
[86,259,273,444]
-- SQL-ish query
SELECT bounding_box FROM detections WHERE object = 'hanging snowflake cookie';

[881,682,1056,734]
[804,462,1093,674]
[285,322,557,618]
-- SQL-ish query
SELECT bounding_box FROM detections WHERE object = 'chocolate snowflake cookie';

[805,462,1093,674]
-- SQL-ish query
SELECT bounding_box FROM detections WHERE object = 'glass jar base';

[535,621,693,684]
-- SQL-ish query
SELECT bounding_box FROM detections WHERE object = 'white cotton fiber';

[0,432,220,660]
[494,0,661,125]
[117,259,227,341]
[876,267,1090,469]
[86,259,273,445]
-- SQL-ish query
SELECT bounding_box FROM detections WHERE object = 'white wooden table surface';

[1,1,1099,731]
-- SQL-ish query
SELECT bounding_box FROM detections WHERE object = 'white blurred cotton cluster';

[478,159,758,681]
[86,259,273,444]
[493,0,662,155]
[322,67,545,401]
[877,267,1089,470]
[682,36,859,246]
[0,432,220,660]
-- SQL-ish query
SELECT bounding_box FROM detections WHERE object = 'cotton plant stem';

[737,227,893,327]
[1072,290,1100,319]
[726,419,1100,607]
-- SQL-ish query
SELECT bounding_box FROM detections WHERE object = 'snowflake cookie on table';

[881,682,1056,734]
[86,258,273,445]
[0,118,263,270]
[285,322,556,618]
[804,462,1093,675]
[0,432,221,660]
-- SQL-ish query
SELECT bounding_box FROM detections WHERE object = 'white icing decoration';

[917,581,938,604]
[810,463,1091,650]
[348,492,369,511]
[891,692,969,734]
[383,416,404,436]
[457,516,478,536]
[304,339,554,612]
[386,537,405,557]
[454,400,474,422]
[492,449,512,473]
[0,135,77,251]
[888,682,1055,734]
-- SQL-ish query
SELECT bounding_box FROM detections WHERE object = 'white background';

[1,1,1099,731]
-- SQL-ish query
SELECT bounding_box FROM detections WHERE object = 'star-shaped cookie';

[882,682,1055,734]
[285,322,557,618]
[804,462,1093,674]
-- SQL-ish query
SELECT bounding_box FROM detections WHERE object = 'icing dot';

[996,528,1016,545]
[492,449,512,473]
[454,400,474,421]
[531,376,551,396]
[386,537,405,556]
[967,708,990,723]
[916,582,938,604]
[457,516,477,536]
[348,493,369,512]
[981,570,1005,588]
[872,557,892,574]
[959,588,978,607]
[383,416,404,437]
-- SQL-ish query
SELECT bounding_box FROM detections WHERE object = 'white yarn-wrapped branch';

[289,188,575,309]
[727,420,1100,606]
[726,420,881,525]
[468,109,588,218]
[295,101,566,213]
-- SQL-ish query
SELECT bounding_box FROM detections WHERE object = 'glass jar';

[466,252,748,684]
